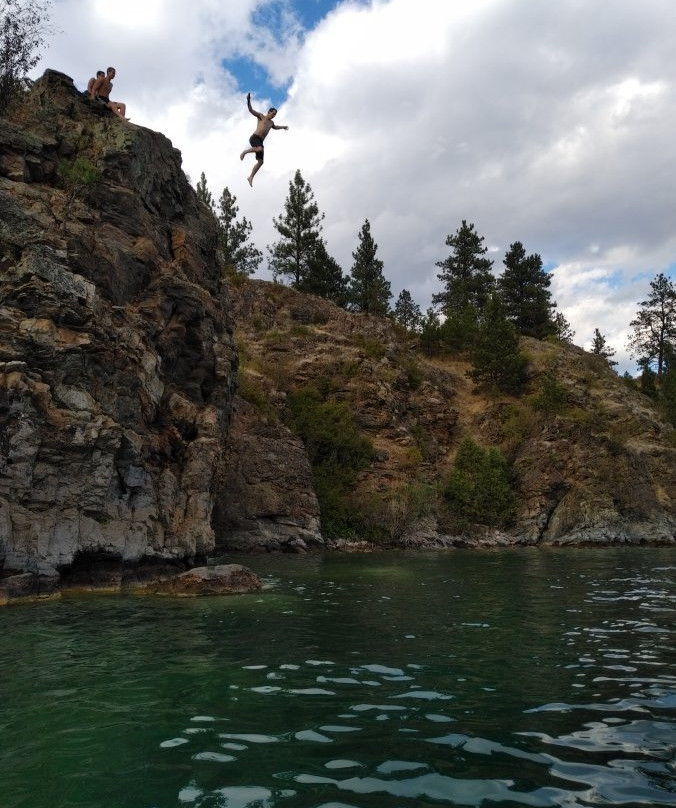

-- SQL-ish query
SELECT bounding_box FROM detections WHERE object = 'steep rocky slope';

[221,279,676,549]
[0,71,237,576]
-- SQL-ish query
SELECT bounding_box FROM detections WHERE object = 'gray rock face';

[0,71,237,574]
[213,396,323,551]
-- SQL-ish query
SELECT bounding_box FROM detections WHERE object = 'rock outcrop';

[0,71,237,575]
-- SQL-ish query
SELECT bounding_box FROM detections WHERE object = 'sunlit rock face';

[0,70,237,574]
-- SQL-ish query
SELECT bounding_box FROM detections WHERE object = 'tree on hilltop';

[216,186,261,277]
[347,219,391,316]
[195,171,214,210]
[591,328,618,369]
[432,220,495,316]
[498,241,556,339]
[298,239,348,305]
[468,294,528,394]
[268,169,324,286]
[627,273,676,380]
[393,289,422,332]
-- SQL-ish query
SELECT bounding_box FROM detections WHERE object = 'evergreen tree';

[195,171,214,210]
[419,307,442,356]
[268,169,324,286]
[347,219,391,315]
[298,239,348,305]
[444,437,516,529]
[0,0,52,114]
[393,289,422,332]
[552,311,575,344]
[432,220,495,316]
[216,186,261,276]
[498,241,556,338]
[590,327,618,368]
[627,273,676,380]
[467,295,528,394]
[660,344,676,425]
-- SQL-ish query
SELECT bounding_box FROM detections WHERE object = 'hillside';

[0,71,674,591]
[219,278,676,550]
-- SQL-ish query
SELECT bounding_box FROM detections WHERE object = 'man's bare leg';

[108,101,127,120]
[240,146,262,161]
[247,159,263,186]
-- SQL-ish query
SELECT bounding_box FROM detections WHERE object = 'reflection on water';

[0,548,674,808]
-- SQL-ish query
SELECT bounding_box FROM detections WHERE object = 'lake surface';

[1,548,675,808]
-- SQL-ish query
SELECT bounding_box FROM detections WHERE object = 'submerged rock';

[130,564,262,596]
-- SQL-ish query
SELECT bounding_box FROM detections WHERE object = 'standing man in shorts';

[239,92,289,186]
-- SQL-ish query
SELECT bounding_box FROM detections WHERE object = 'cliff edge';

[0,70,237,575]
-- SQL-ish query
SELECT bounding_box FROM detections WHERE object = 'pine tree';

[590,328,618,368]
[660,344,676,425]
[498,241,556,338]
[419,307,442,356]
[444,437,516,529]
[468,295,528,394]
[432,220,495,316]
[298,240,348,305]
[627,273,676,380]
[348,219,391,315]
[216,186,261,276]
[393,289,422,332]
[552,311,575,344]
[268,169,324,286]
[195,171,215,210]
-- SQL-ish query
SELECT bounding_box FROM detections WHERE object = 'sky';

[34,0,676,374]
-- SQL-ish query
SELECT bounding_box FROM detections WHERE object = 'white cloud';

[36,0,676,374]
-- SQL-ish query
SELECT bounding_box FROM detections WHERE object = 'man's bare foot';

[247,176,253,187]
[240,151,246,160]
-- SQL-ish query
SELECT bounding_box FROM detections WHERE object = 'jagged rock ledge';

[0,559,261,605]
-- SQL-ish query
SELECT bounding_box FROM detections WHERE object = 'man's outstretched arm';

[271,122,289,130]
[246,92,262,119]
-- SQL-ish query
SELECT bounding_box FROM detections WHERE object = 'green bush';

[357,482,437,542]
[444,437,516,529]
[286,387,375,538]
[532,373,568,414]
[353,334,386,359]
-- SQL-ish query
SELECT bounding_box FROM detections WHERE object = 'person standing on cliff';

[239,92,289,186]
[90,66,128,120]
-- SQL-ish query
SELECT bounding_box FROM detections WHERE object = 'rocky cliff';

[0,71,237,575]
[1,72,674,587]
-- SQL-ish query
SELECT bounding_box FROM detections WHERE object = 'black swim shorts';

[249,134,264,160]
[98,95,110,103]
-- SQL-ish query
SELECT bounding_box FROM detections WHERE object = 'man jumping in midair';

[240,92,289,186]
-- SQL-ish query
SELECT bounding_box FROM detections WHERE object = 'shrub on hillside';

[286,387,375,538]
[444,437,516,529]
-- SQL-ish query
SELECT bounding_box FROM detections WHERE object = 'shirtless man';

[239,92,289,186]
[90,66,128,120]
[86,71,104,95]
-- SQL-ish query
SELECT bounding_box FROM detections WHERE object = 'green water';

[1,548,675,808]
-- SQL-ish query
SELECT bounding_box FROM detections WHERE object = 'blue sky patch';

[224,55,290,108]
[223,0,355,107]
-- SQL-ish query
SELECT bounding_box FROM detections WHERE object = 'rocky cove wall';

[0,71,237,574]
[1,72,674,582]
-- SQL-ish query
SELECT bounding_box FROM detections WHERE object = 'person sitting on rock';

[90,66,128,120]
[86,70,104,96]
